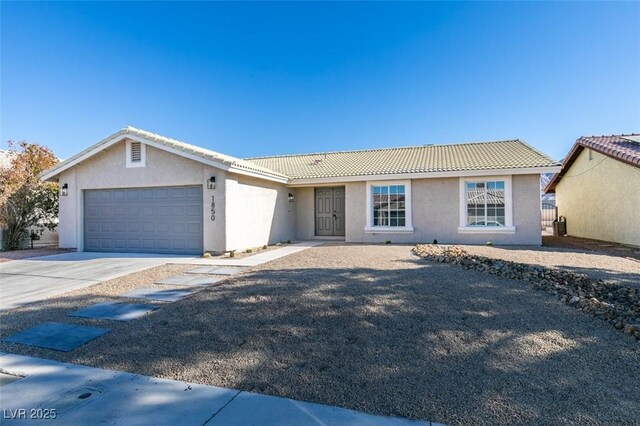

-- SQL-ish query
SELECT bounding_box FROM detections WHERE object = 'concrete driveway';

[0,252,194,310]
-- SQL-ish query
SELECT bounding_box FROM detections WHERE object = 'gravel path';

[461,244,640,289]
[2,244,639,425]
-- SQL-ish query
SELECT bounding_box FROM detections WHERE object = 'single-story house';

[545,134,640,247]
[41,127,560,254]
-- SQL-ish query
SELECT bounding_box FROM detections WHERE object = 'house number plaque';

[210,195,216,221]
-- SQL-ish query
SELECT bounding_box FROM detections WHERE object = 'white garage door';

[84,186,203,255]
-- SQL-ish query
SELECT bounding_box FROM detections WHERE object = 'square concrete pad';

[3,322,110,352]
[155,275,198,285]
[187,266,244,275]
[155,275,226,287]
[121,287,195,302]
[69,302,158,321]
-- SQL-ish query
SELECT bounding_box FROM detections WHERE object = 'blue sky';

[2,2,638,161]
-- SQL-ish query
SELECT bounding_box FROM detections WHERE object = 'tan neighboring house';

[40,127,560,254]
[545,134,640,247]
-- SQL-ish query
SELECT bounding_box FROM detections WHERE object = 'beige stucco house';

[41,127,560,254]
[545,134,640,247]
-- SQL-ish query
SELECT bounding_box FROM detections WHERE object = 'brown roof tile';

[544,133,640,193]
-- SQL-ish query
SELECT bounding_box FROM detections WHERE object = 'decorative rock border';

[413,244,640,341]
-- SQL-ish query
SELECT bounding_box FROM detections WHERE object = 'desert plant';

[0,141,59,251]
[262,244,268,250]
[229,250,236,258]
[203,252,212,258]
[486,241,494,246]
[385,240,391,244]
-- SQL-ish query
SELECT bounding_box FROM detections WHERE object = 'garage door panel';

[84,185,203,255]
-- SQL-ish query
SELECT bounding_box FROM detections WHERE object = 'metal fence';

[541,203,557,230]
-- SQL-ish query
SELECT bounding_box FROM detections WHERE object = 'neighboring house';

[545,134,640,247]
[0,150,59,249]
[40,127,560,254]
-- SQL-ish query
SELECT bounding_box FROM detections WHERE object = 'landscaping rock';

[413,244,640,341]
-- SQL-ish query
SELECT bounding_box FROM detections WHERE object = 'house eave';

[40,130,288,184]
[287,166,562,187]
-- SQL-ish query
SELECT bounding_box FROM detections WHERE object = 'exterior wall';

[342,174,542,245]
[295,187,315,240]
[556,149,640,246]
[224,173,296,251]
[57,140,227,253]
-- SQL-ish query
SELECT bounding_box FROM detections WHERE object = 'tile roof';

[121,127,288,179]
[41,127,559,184]
[41,127,288,182]
[579,134,640,167]
[246,140,559,180]
[544,133,640,193]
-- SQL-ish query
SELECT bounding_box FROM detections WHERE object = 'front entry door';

[315,187,345,237]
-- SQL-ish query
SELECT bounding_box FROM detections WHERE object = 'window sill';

[365,226,414,234]
[457,226,516,234]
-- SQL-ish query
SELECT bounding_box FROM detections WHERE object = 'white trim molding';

[365,179,414,234]
[287,166,562,186]
[458,175,515,234]
[40,129,289,184]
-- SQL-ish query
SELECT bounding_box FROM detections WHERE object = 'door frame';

[314,186,346,237]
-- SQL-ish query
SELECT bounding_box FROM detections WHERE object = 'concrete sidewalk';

[171,241,325,267]
[0,353,435,425]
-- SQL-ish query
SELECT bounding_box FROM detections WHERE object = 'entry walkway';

[0,353,435,425]
[172,241,325,267]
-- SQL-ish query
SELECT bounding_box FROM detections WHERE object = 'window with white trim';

[373,184,406,227]
[125,140,146,168]
[458,176,514,234]
[365,180,413,233]
[466,181,506,226]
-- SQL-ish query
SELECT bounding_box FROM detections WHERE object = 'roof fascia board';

[41,131,287,184]
[41,130,128,181]
[287,166,562,187]
[125,134,233,172]
[227,165,289,183]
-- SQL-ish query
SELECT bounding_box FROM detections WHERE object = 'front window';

[466,181,505,226]
[373,185,406,227]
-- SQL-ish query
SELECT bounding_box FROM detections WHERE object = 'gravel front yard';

[1,244,639,425]
[461,244,640,288]
[0,248,73,263]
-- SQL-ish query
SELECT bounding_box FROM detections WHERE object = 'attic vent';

[130,142,142,162]
[126,140,145,168]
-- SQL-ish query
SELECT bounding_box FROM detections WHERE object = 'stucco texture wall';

[57,140,227,252]
[556,149,640,246]
[224,174,296,251]
[295,187,315,240]
[344,174,542,245]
